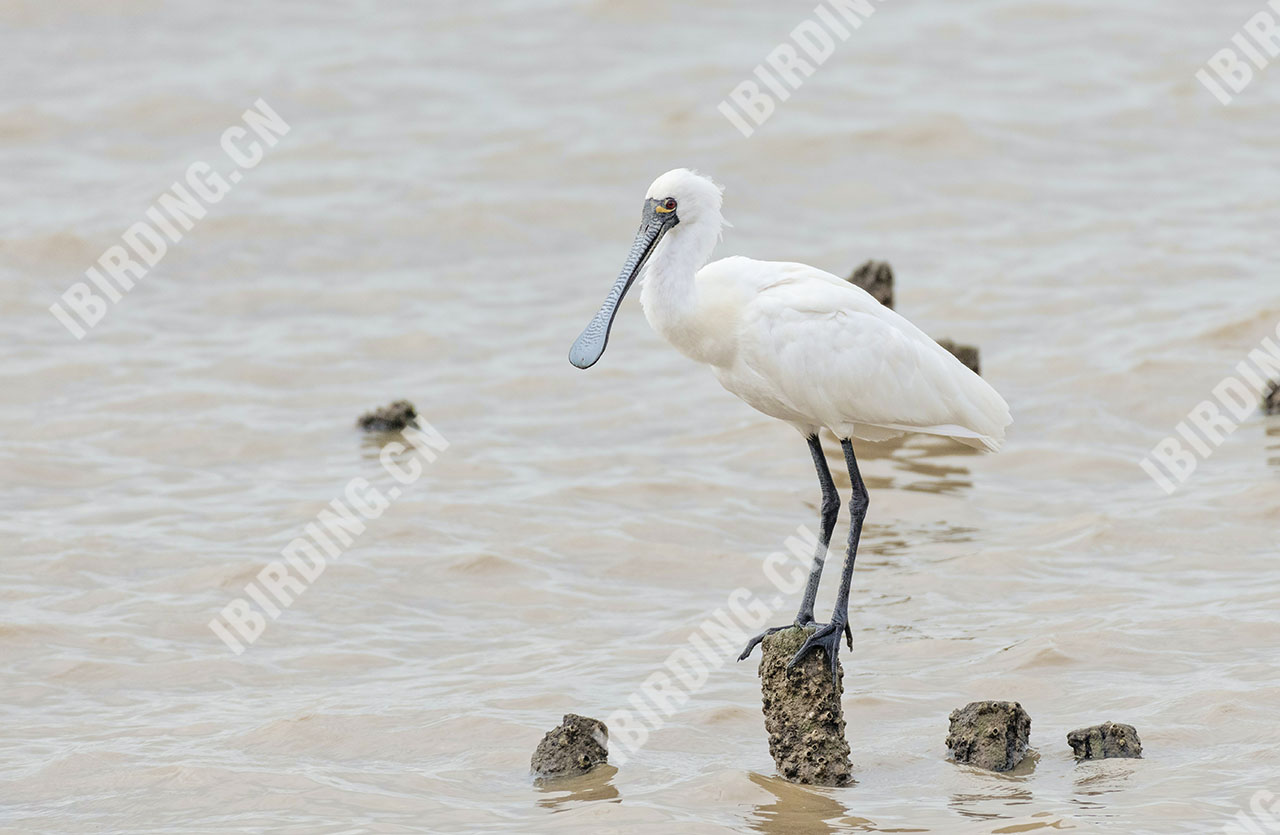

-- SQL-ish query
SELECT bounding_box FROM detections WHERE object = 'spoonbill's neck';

[639,215,724,364]
[640,217,719,321]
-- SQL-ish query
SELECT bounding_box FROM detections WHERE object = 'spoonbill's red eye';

[664,198,677,210]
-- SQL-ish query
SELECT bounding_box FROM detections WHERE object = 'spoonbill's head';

[643,167,724,228]
[569,169,723,369]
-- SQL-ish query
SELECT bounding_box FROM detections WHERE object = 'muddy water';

[2,0,1279,832]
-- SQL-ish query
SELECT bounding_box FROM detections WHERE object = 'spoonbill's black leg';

[788,438,867,682]
[738,434,848,661]
[795,434,840,624]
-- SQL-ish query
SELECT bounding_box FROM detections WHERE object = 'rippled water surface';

[2,0,1279,832]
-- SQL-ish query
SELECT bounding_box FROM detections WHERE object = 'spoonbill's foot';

[787,619,853,683]
[737,619,852,663]
[738,622,810,662]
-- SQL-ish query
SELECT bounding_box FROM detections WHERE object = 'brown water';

[3,0,1279,832]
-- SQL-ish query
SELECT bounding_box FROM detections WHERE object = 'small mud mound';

[356,400,418,432]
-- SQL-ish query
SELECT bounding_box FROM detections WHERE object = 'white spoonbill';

[569,169,1011,681]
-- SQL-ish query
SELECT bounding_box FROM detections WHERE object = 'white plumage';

[632,169,1011,450]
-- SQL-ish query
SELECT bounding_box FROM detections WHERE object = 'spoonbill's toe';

[786,620,852,683]
[737,621,813,662]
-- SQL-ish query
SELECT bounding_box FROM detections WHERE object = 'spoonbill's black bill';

[569,198,678,369]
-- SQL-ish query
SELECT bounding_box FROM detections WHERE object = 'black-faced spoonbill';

[569,169,1012,681]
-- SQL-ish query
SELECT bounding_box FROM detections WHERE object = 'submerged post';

[757,626,852,786]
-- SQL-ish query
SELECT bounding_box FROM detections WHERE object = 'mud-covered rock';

[848,260,894,309]
[530,714,608,777]
[1067,721,1142,761]
[935,338,981,375]
[946,700,1031,772]
[758,626,852,786]
[1265,380,1280,415]
[357,400,419,432]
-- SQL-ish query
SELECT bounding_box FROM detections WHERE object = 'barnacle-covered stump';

[758,626,852,786]
[946,700,1031,772]
[530,714,608,777]
[1067,721,1143,761]
[848,259,894,309]
[935,338,981,375]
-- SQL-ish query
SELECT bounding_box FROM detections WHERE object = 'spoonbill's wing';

[734,262,1011,450]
